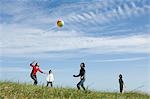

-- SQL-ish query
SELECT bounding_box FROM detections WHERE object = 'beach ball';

[57,20,64,27]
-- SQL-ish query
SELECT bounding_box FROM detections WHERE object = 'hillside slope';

[0,82,149,99]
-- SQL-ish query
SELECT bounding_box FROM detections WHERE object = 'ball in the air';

[57,20,64,27]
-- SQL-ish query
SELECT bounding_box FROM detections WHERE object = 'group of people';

[30,61,125,93]
[30,61,54,87]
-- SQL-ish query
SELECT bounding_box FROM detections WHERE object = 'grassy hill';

[0,82,149,99]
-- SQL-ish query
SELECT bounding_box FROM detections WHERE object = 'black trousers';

[120,84,123,93]
[30,73,37,85]
[47,82,53,87]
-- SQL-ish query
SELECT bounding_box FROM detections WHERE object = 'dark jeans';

[30,73,37,85]
[120,84,123,93]
[77,79,85,90]
[47,82,53,87]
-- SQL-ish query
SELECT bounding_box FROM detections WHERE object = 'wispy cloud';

[0,67,30,72]
[90,57,148,63]
[0,0,149,93]
[1,24,149,55]
[62,0,149,25]
[0,0,149,57]
[1,0,149,30]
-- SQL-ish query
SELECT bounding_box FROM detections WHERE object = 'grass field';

[0,82,149,99]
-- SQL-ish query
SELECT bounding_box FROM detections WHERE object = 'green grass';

[0,82,149,99]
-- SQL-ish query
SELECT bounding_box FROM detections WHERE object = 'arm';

[73,72,81,77]
[38,68,44,73]
[123,81,126,88]
[30,61,35,67]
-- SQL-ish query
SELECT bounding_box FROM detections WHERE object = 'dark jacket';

[74,67,85,80]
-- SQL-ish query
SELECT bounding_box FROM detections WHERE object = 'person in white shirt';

[46,70,54,87]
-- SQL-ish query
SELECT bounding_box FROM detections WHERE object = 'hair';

[49,70,52,74]
[81,62,85,67]
[35,63,38,66]
[119,74,122,78]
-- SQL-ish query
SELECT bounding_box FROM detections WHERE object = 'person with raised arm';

[30,61,44,85]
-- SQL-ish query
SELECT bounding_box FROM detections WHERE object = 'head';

[35,62,39,67]
[119,74,122,78]
[49,70,52,74]
[80,62,85,68]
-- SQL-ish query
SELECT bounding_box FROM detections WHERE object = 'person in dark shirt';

[73,62,86,90]
[119,74,124,93]
[30,61,44,85]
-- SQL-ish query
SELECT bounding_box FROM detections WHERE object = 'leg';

[77,84,80,90]
[46,82,49,87]
[34,75,38,85]
[77,80,82,90]
[81,84,85,90]
[80,79,85,90]
[30,74,37,85]
[50,82,53,87]
[120,85,123,93]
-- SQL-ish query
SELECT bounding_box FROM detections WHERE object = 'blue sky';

[0,0,150,93]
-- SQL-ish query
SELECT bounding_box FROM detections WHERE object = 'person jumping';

[30,61,44,85]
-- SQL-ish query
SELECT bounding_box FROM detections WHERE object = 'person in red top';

[30,61,44,85]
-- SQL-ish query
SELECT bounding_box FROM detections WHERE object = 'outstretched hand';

[73,75,76,77]
[43,72,47,75]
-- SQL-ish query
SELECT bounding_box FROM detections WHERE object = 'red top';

[30,64,43,75]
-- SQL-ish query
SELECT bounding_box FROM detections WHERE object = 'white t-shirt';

[46,73,54,82]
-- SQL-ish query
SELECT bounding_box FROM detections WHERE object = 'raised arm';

[30,61,35,67]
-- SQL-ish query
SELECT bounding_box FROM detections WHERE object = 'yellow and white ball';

[57,20,64,27]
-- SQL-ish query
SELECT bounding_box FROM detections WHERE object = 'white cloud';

[1,0,149,57]
[0,67,30,72]
[1,23,149,56]
[63,0,149,26]
[1,0,149,30]
[90,57,148,63]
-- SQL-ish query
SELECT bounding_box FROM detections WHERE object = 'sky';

[0,0,150,93]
